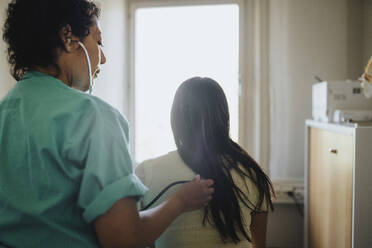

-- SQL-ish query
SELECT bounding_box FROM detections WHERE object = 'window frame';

[126,0,270,171]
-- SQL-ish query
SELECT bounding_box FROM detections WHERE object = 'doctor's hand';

[172,175,214,212]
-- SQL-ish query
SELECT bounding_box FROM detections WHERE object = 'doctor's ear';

[59,25,79,52]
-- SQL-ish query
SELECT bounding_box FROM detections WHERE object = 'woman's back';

[136,151,266,248]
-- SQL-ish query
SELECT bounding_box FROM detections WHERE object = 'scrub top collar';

[22,70,76,92]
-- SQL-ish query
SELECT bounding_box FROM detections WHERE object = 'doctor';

[0,0,214,247]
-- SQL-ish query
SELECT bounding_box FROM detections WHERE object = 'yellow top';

[135,151,267,248]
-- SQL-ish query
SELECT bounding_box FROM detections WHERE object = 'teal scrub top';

[0,71,148,247]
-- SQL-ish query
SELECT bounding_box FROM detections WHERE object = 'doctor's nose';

[100,49,106,65]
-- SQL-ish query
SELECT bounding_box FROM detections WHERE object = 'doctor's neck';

[32,65,73,88]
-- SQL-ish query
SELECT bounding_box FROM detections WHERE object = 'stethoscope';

[76,40,99,95]
[77,41,93,94]
[140,180,190,211]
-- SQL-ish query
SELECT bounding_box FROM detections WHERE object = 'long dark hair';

[171,77,274,243]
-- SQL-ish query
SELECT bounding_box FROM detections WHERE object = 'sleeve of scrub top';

[135,163,146,185]
[68,102,148,223]
[134,163,146,209]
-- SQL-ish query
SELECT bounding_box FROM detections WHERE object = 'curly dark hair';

[3,0,100,81]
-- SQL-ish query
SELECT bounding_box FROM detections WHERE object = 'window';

[132,3,240,163]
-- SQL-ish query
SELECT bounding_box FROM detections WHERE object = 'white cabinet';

[305,120,372,248]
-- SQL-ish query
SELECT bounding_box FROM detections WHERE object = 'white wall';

[348,0,364,78]
[269,0,363,179]
[267,204,304,248]
[0,1,16,99]
[266,1,364,247]
[89,0,129,116]
[363,0,372,65]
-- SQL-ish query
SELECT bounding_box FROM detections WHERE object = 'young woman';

[136,77,274,248]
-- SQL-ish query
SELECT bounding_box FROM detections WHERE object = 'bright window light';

[134,4,239,163]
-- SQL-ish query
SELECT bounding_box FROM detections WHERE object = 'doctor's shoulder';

[72,93,129,128]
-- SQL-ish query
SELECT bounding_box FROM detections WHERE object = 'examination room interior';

[1,0,372,247]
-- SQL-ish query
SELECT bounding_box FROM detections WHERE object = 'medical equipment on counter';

[312,80,372,122]
[333,109,372,123]
[312,55,372,123]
